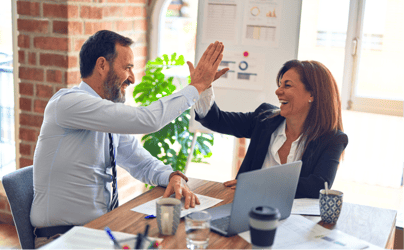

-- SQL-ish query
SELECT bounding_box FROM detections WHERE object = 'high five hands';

[188,41,230,94]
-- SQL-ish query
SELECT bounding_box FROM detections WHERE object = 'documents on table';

[291,198,320,215]
[239,215,382,249]
[39,226,162,249]
[131,194,223,218]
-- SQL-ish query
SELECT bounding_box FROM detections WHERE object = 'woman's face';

[275,68,313,121]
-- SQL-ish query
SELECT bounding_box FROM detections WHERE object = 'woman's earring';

[308,100,312,103]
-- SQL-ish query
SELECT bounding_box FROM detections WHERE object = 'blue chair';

[2,165,34,249]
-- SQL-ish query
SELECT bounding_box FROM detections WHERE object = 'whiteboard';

[190,0,302,133]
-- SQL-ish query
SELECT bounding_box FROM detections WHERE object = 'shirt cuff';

[194,86,215,118]
[158,170,173,187]
[180,85,200,106]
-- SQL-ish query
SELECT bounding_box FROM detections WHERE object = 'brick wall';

[17,0,148,168]
[0,0,150,224]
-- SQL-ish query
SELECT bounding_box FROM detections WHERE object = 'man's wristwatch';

[169,170,189,182]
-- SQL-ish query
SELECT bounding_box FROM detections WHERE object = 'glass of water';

[185,211,211,249]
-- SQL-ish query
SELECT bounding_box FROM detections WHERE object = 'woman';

[194,60,348,198]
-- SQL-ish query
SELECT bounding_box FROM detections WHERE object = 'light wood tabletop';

[84,178,397,249]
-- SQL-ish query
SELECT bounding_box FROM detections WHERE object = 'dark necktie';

[108,133,119,211]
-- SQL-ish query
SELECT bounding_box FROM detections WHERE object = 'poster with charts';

[215,49,266,90]
[202,0,240,45]
[242,0,282,47]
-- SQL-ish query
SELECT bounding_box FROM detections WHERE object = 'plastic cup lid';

[249,206,281,220]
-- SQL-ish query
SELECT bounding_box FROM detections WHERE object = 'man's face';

[103,44,135,103]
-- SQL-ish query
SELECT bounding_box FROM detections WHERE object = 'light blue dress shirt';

[30,81,199,227]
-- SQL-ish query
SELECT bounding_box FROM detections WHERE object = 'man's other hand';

[163,172,200,209]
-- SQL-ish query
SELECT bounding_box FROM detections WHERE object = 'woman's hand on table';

[224,179,237,190]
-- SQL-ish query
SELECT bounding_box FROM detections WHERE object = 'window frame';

[342,0,403,116]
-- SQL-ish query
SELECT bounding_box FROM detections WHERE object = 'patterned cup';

[319,189,344,224]
[156,198,181,235]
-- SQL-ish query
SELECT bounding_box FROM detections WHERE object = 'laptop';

[205,161,302,236]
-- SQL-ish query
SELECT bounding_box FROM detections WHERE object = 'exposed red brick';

[18,50,25,64]
[133,46,147,57]
[19,127,38,142]
[123,6,142,17]
[18,19,49,33]
[19,97,32,111]
[133,59,146,70]
[28,52,36,66]
[20,143,31,156]
[238,146,245,158]
[46,70,63,83]
[40,54,77,68]
[134,19,147,31]
[20,113,43,127]
[19,82,34,96]
[36,83,53,98]
[128,0,146,3]
[116,20,133,31]
[34,99,49,113]
[107,0,126,3]
[66,71,81,85]
[17,1,40,16]
[84,22,112,35]
[53,21,83,35]
[34,37,69,51]
[103,6,122,17]
[18,34,30,48]
[80,6,103,19]
[19,67,44,81]
[20,158,33,168]
[43,4,79,18]
[74,39,86,51]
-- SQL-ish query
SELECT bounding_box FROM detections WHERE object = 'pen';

[145,214,156,219]
[104,227,122,249]
[135,224,150,249]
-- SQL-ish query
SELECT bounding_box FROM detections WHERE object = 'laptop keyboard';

[211,215,231,232]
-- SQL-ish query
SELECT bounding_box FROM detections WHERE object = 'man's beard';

[103,69,126,103]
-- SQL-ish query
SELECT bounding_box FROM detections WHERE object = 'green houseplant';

[133,53,214,178]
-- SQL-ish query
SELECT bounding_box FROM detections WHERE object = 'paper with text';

[39,226,162,249]
[291,198,321,215]
[131,194,223,218]
[239,215,381,249]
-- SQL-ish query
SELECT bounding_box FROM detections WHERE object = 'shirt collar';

[79,81,101,98]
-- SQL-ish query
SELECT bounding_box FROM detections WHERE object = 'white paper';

[241,0,282,47]
[39,226,162,249]
[239,215,382,249]
[202,0,239,45]
[291,198,321,215]
[131,194,223,218]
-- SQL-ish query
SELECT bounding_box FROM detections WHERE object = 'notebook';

[205,161,302,236]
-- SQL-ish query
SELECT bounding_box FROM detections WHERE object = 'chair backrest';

[2,165,34,249]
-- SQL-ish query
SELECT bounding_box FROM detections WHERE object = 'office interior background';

[0,0,403,245]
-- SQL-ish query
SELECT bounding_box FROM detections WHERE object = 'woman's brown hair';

[276,60,344,153]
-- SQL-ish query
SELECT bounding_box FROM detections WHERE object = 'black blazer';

[195,102,348,198]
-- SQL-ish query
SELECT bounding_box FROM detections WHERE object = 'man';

[30,30,227,247]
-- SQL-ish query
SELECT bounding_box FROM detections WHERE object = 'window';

[0,0,15,178]
[298,0,404,188]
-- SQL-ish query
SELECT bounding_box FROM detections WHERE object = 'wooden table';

[84,178,397,249]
